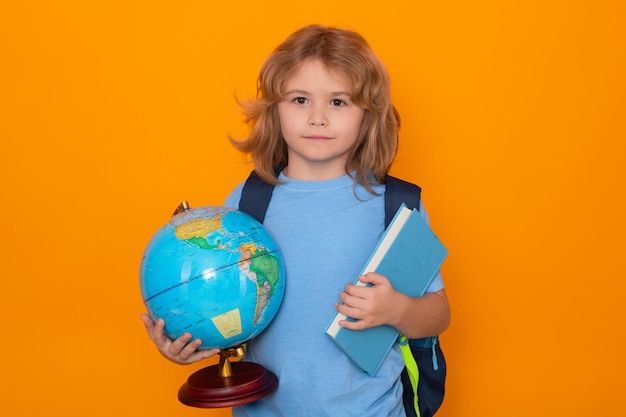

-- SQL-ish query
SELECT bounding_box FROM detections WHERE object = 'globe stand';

[178,345,279,408]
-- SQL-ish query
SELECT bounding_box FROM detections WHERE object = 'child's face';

[277,59,365,180]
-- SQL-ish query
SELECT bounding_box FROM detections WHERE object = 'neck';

[282,163,347,181]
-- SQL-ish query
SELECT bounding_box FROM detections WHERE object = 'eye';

[331,98,346,107]
[293,97,308,104]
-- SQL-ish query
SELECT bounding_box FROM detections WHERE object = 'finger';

[343,283,358,295]
[343,284,358,297]
[140,313,155,330]
[339,287,364,305]
[341,285,368,302]
[178,338,204,360]
[336,302,363,320]
[339,318,366,331]
[168,332,193,355]
[186,347,220,364]
[358,272,384,285]
[141,314,161,343]
[150,318,171,344]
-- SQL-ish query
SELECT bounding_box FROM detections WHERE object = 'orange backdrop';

[1,1,625,416]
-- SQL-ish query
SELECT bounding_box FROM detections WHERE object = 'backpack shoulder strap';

[238,170,276,224]
[238,165,284,224]
[384,175,422,227]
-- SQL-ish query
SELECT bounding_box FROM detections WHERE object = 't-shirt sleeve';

[223,180,245,209]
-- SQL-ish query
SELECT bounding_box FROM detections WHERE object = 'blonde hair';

[229,25,399,193]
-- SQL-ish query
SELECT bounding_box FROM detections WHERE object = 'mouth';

[303,135,333,140]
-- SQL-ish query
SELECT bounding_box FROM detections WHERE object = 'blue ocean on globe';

[140,205,285,350]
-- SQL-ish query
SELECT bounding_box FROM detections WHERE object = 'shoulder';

[223,180,246,209]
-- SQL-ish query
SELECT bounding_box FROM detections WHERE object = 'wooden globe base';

[178,354,278,408]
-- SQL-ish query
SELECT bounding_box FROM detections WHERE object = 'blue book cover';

[324,204,448,376]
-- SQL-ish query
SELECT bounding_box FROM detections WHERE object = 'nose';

[308,106,327,127]
[309,119,326,127]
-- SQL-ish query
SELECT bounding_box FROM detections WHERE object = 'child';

[142,24,450,416]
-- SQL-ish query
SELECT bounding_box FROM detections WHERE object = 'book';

[324,203,448,376]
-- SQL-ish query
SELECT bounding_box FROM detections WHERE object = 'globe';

[140,204,285,351]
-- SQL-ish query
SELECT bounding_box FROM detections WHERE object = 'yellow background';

[1,1,624,416]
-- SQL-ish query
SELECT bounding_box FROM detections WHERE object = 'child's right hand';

[140,313,220,365]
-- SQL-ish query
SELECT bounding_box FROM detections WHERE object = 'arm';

[141,314,220,365]
[335,272,450,339]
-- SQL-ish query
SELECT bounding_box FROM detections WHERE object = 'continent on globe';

[174,213,224,250]
[238,243,281,325]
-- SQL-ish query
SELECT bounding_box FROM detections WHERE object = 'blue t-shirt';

[224,173,444,417]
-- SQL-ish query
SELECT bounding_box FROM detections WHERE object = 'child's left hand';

[335,272,406,330]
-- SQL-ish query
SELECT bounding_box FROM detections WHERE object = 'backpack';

[238,169,446,417]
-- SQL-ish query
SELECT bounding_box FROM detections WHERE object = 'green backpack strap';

[399,335,421,417]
